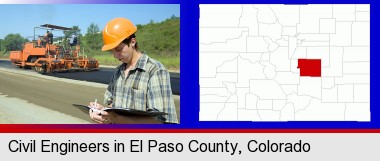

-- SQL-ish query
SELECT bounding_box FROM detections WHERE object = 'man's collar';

[120,52,148,71]
[135,53,148,71]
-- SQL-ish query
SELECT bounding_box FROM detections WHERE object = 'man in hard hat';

[88,18,178,124]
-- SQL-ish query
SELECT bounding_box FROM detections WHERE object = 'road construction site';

[0,60,180,123]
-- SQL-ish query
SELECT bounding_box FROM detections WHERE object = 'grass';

[88,50,180,71]
[0,51,8,59]
[2,49,180,71]
[92,54,120,66]
[149,54,180,70]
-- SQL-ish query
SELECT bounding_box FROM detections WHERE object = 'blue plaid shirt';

[104,53,178,123]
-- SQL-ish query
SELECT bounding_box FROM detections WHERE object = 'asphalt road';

[0,69,103,122]
[0,59,180,95]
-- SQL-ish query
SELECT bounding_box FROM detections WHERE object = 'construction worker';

[69,33,79,57]
[43,31,53,44]
[88,17,178,124]
[69,33,78,47]
[37,37,42,47]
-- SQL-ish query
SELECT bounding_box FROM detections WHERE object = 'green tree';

[2,34,28,52]
[0,39,3,52]
[83,22,102,51]
[170,14,179,20]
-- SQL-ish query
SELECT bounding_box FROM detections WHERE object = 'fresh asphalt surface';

[0,60,180,95]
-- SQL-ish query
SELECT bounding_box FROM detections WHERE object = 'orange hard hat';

[102,17,137,51]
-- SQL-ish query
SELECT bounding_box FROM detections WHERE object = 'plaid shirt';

[104,53,178,123]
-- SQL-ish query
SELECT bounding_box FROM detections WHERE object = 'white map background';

[199,4,370,121]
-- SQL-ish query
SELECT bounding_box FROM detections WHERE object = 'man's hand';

[88,102,163,124]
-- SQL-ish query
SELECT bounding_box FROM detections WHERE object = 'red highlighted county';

[297,59,321,77]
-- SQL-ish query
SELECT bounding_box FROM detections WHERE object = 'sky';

[0,4,180,40]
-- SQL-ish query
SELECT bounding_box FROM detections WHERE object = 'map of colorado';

[199,4,370,121]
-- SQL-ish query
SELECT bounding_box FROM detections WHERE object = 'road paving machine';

[9,24,99,73]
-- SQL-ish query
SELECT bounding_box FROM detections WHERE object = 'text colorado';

[247,140,310,152]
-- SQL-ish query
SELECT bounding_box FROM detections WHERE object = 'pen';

[91,99,102,114]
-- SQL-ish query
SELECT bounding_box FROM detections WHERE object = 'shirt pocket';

[131,89,147,111]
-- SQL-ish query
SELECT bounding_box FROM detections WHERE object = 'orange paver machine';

[9,24,99,73]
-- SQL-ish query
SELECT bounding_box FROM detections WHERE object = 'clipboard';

[72,104,167,116]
